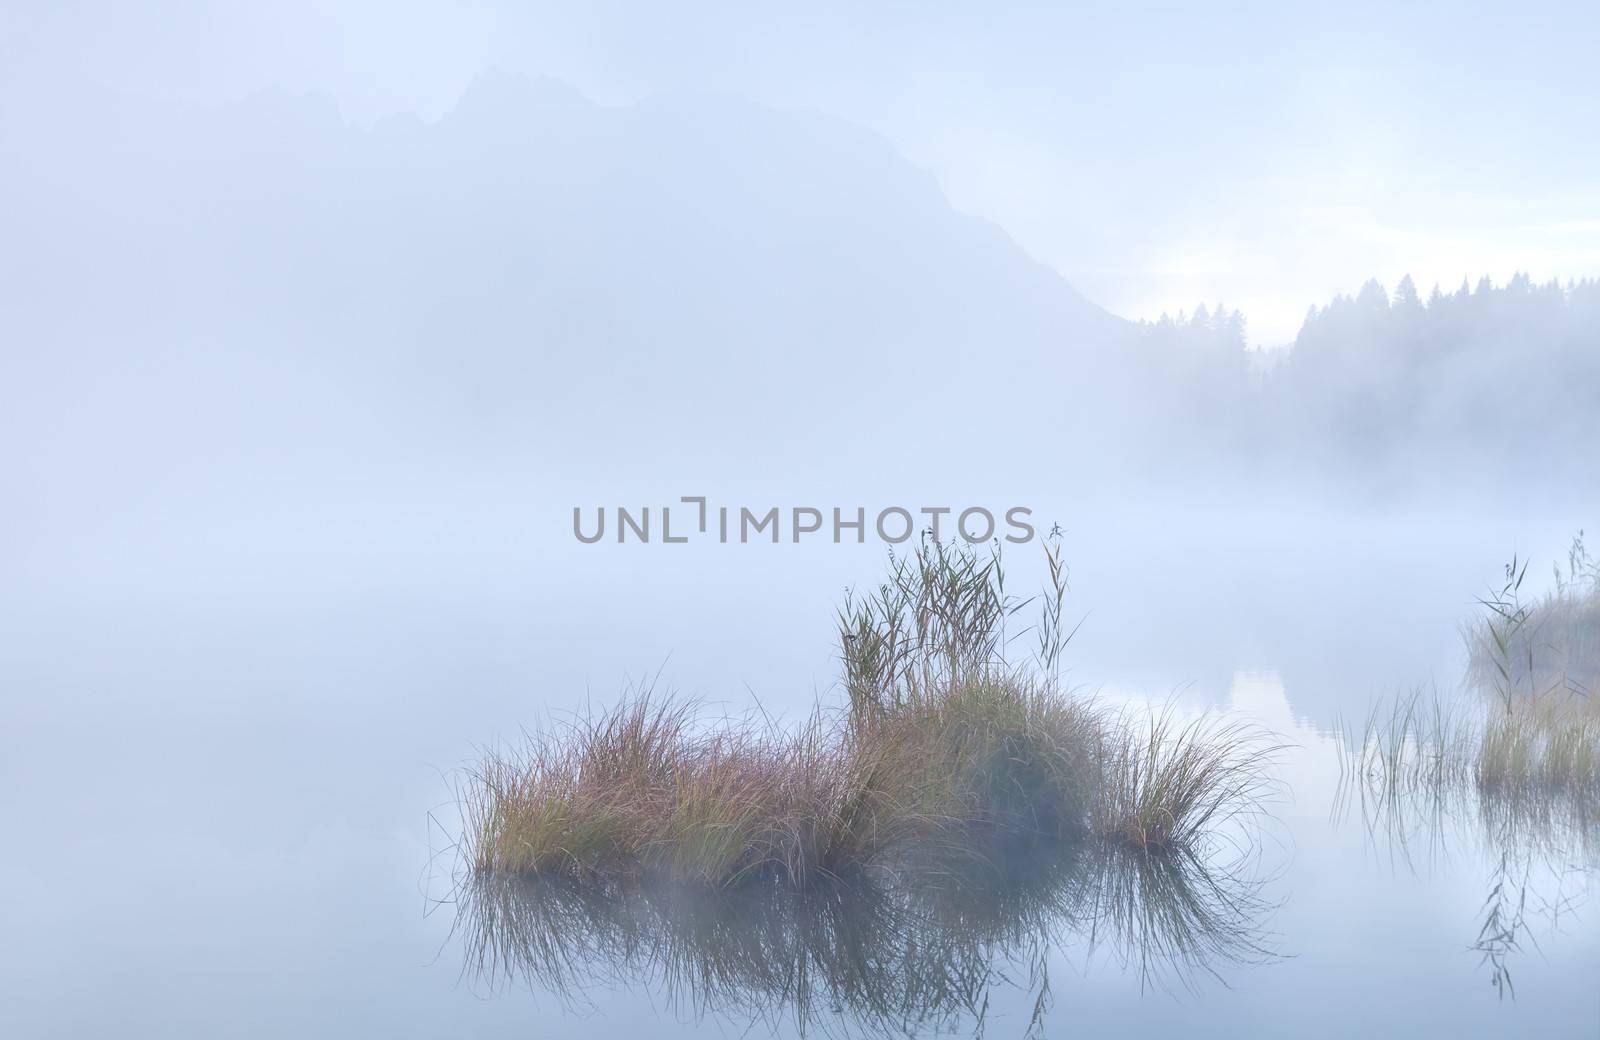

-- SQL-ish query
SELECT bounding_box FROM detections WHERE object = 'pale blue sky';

[6,0,1597,343]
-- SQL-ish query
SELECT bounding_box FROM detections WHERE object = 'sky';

[4,0,1599,344]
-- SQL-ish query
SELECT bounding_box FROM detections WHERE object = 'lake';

[3,500,1596,1037]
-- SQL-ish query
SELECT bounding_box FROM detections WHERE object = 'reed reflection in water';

[1336,690,1600,999]
[452,836,1278,1037]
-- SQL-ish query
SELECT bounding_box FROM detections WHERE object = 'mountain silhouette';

[1,72,1594,512]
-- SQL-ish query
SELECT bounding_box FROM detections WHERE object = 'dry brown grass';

[1340,689,1600,806]
[1093,709,1279,853]
[464,696,881,886]
[462,679,1116,887]
[461,539,1277,888]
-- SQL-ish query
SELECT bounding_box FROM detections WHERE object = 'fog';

[2,8,1598,1038]
[9,2,1600,341]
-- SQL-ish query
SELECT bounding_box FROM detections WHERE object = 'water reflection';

[454,839,1277,1036]
[1336,724,1599,999]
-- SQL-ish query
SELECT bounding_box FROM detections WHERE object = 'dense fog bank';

[4,75,1594,534]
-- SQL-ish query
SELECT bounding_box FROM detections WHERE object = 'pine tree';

[1356,279,1389,309]
[1394,274,1420,310]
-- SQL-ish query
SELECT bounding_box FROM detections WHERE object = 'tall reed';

[1466,532,1600,703]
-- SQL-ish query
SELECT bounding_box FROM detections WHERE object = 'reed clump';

[462,537,1274,888]
[1094,711,1276,852]
[1477,693,1600,796]
[1339,538,1600,870]
[1336,684,1600,997]
[1466,531,1600,704]
[1341,689,1600,809]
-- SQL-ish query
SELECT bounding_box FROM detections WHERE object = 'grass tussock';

[1478,694,1600,795]
[1339,689,1600,879]
[462,537,1276,889]
[1094,711,1277,853]
[1340,689,1600,811]
[1348,536,1600,846]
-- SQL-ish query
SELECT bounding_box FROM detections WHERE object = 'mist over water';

[3,7,1599,1038]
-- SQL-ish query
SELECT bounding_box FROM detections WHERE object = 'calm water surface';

[3,509,1597,1037]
